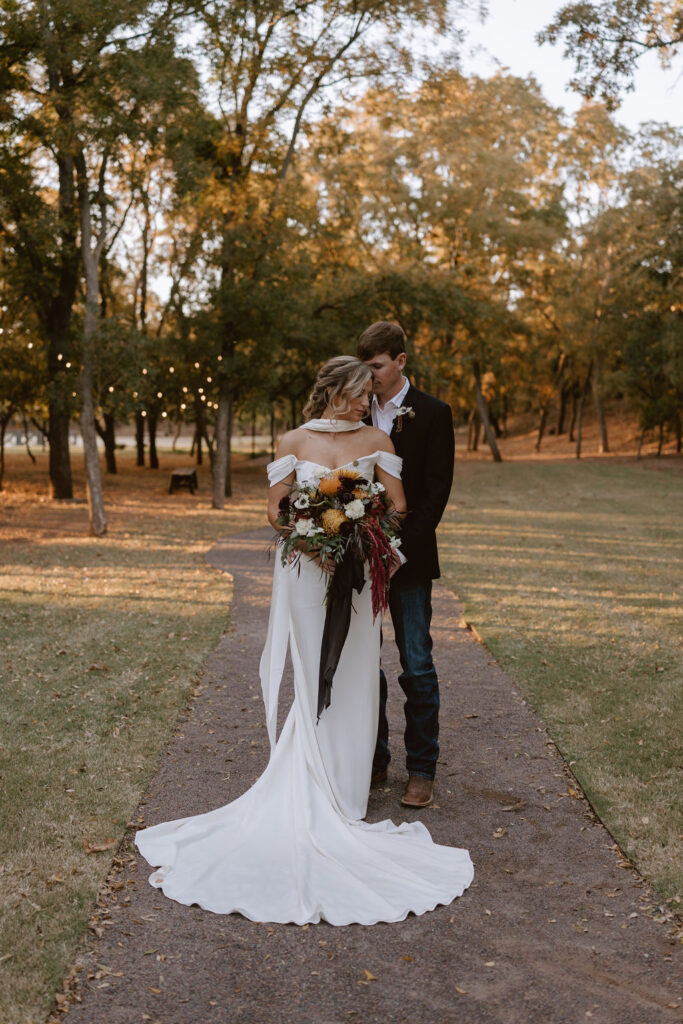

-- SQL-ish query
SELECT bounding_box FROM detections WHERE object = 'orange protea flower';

[318,475,343,496]
[352,487,366,499]
[321,508,348,535]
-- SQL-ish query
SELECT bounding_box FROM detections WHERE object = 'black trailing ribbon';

[317,544,366,720]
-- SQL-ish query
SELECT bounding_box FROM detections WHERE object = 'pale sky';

[459,0,682,131]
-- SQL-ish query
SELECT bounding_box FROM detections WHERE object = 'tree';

[539,1,683,108]
[190,0,457,507]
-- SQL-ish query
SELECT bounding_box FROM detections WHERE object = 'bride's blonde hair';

[303,356,372,421]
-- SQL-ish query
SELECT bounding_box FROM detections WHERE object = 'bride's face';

[329,379,373,421]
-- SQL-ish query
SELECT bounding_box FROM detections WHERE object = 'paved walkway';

[63,528,680,1024]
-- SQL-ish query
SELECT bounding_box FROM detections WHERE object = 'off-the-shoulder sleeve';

[267,454,296,486]
[375,450,403,479]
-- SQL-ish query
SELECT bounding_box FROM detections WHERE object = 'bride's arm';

[374,434,406,516]
[267,434,297,529]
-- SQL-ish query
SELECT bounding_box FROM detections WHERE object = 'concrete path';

[62,528,681,1024]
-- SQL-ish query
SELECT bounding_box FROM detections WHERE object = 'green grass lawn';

[439,457,682,901]
[0,451,267,1024]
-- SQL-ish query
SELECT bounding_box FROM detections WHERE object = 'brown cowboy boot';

[401,775,434,808]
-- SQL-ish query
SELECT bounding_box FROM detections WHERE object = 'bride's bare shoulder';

[362,426,395,454]
[275,427,306,458]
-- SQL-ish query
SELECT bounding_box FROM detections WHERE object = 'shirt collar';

[372,376,411,412]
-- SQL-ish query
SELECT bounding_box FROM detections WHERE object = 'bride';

[135,356,473,925]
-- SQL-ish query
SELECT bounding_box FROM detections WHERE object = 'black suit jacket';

[368,384,454,582]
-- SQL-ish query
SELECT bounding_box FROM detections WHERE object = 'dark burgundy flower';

[278,495,291,513]
[339,520,354,537]
[340,490,355,504]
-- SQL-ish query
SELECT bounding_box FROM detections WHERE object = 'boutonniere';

[394,405,415,433]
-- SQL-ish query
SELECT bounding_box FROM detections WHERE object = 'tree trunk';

[213,357,234,505]
[290,397,297,431]
[270,406,276,461]
[172,419,182,453]
[568,389,578,443]
[135,411,145,466]
[95,413,117,474]
[575,363,593,460]
[148,410,159,469]
[535,405,548,453]
[593,357,609,453]
[657,421,664,456]
[675,412,682,454]
[224,393,234,497]
[473,361,503,462]
[637,427,646,459]
[0,412,10,491]
[48,407,73,498]
[22,414,37,464]
[76,150,106,536]
[467,409,480,452]
[251,410,256,459]
[557,383,569,435]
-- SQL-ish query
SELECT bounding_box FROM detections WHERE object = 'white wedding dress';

[135,448,474,925]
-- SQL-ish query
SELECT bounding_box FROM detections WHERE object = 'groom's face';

[363,351,407,401]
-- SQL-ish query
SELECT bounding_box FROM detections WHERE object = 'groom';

[359,321,455,808]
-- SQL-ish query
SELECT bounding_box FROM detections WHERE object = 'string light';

[133,391,138,398]
[142,368,148,375]
[65,362,71,368]
[169,366,175,373]
[58,353,63,360]
[156,391,162,398]
[141,410,147,417]
[198,387,204,394]
[28,342,33,349]
[217,355,223,361]
[182,386,188,393]
[194,362,200,369]
[162,411,168,418]
[206,376,212,383]
[108,386,114,392]
[180,403,186,410]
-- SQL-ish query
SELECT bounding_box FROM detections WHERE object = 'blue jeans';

[373,579,440,780]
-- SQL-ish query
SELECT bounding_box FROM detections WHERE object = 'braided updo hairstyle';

[302,356,373,421]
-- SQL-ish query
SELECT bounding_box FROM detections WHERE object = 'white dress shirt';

[370,377,411,436]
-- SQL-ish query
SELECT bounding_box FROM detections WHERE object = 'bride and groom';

[136,321,473,925]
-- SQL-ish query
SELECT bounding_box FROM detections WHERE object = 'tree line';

[1,0,681,531]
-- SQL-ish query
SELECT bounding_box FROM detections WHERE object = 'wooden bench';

[169,467,198,494]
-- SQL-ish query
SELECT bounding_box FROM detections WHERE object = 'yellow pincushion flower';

[318,475,343,496]
[321,508,348,535]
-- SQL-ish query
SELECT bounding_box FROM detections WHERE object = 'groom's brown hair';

[357,321,407,361]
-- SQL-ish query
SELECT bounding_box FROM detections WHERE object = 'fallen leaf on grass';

[362,969,378,981]
[46,874,64,886]
[484,961,496,967]
[492,828,507,839]
[455,986,467,994]
[84,839,117,854]
[401,955,413,962]
[149,987,162,994]
[463,714,479,719]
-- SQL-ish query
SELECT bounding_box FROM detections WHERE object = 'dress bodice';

[267,449,402,487]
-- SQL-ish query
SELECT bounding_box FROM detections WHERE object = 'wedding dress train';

[135,449,473,925]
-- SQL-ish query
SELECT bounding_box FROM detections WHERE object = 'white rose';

[295,518,318,536]
[344,499,365,520]
[390,536,402,550]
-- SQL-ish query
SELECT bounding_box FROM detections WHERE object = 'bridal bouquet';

[275,468,402,719]
[275,468,401,618]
